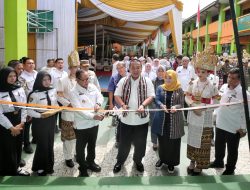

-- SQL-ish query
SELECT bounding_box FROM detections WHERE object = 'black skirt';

[0,111,22,176]
[32,115,56,173]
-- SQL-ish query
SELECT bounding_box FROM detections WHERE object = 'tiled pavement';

[22,116,250,177]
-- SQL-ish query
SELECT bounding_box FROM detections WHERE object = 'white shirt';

[19,70,38,96]
[0,87,27,129]
[69,83,104,130]
[27,88,58,118]
[216,84,250,134]
[114,76,155,125]
[176,66,196,92]
[142,71,157,81]
[41,66,56,74]
[57,76,77,121]
[50,69,68,88]
[88,70,101,91]
[112,61,119,76]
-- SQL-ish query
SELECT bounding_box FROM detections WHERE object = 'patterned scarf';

[121,75,148,118]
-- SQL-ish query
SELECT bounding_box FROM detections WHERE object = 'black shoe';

[209,161,224,168]
[135,162,144,172]
[19,159,26,167]
[113,163,122,173]
[155,160,164,170]
[168,166,175,174]
[37,171,47,176]
[187,167,194,175]
[222,170,235,175]
[17,169,30,176]
[79,170,89,177]
[65,159,74,168]
[23,145,33,154]
[87,162,101,172]
[47,169,54,174]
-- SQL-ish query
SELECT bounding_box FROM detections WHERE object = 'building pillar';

[216,4,226,54]
[188,22,194,56]
[205,12,211,48]
[183,25,188,55]
[4,0,27,64]
[230,0,241,55]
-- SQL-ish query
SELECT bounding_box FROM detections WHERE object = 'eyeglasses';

[77,77,89,82]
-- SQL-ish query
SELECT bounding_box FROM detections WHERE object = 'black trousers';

[32,116,56,173]
[74,126,99,172]
[23,120,31,147]
[117,122,148,164]
[214,128,240,171]
[0,111,22,176]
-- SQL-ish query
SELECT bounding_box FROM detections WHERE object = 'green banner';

[238,13,250,32]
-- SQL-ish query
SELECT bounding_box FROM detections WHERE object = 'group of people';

[0,46,249,178]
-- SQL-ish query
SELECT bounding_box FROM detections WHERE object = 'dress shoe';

[222,169,235,175]
[209,161,224,168]
[23,145,33,154]
[167,166,175,174]
[17,169,30,176]
[37,171,47,176]
[135,162,144,172]
[65,159,74,168]
[87,162,101,172]
[113,163,122,173]
[47,169,54,174]
[155,160,164,170]
[19,159,26,167]
[79,170,89,177]
[187,167,194,175]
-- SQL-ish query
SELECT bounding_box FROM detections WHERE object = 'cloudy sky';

[180,0,216,19]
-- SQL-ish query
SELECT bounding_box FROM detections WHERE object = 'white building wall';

[0,0,5,68]
[36,0,75,70]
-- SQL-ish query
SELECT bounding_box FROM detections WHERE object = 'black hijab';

[0,67,20,92]
[32,71,52,92]
[27,71,52,102]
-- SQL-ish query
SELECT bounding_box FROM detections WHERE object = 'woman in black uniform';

[0,67,29,176]
[27,71,58,176]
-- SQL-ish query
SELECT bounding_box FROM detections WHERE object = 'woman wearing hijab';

[150,65,165,151]
[0,67,29,176]
[27,71,58,176]
[152,70,185,173]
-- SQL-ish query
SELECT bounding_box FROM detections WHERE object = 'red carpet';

[96,71,112,77]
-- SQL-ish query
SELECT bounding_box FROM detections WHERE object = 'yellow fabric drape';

[168,10,178,55]
[161,70,181,91]
[82,0,183,11]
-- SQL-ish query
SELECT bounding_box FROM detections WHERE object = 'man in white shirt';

[210,68,250,175]
[111,54,119,76]
[113,60,155,173]
[69,70,104,177]
[80,60,101,91]
[176,56,196,93]
[50,58,68,88]
[57,51,79,168]
[19,57,38,154]
[41,59,55,74]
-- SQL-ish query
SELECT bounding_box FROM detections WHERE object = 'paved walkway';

[22,116,250,177]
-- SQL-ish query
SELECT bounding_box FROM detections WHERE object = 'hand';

[94,104,101,112]
[160,104,168,113]
[137,105,145,113]
[170,106,177,113]
[68,104,73,107]
[93,114,104,121]
[109,104,114,110]
[9,126,23,136]
[193,109,203,116]
[236,129,247,138]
